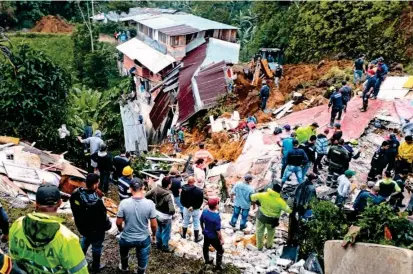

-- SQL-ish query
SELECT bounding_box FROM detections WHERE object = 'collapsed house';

[114,8,240,145]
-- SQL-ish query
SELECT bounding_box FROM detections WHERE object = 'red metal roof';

[158,24,200,36]
[149,91,172,130]
[177,43,207,122]
[194,61,227,108]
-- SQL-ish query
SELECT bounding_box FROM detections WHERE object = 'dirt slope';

[32,15,73,33]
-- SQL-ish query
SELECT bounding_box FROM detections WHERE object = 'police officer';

[328,86,344,128]
[327,139,350,186]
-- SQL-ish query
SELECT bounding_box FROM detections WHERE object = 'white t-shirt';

[194,166,206,189]
[337,175,351,197]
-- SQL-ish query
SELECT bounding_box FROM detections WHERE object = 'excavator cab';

[258,48,283,65]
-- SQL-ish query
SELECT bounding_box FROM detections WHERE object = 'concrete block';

[324,240,413,274]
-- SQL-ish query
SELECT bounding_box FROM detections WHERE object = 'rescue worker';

[9,184,88,274]
[314,129,330,174]
[260,80,270,110]
[353,185,381,213]
[367,141,390,182]
[360,70,377,112]
[393,169,409,207]
[372,57,388,99]
[375,170,401,200]
[0,248,26,274]
[327,139,350,186]
[396,135,413,173]
[300,135,317,177]
[281,140,308,186]
[296,122,319,144]
[339,80,352,112]
[330,123,343,145]
[251,184,291,251]
[91,144,112,194]
[118,166,133,201]
[113,150,131,183]
[280,132,297,179]
[70,173,112,272]
[387,134,400,172]
[343,139,361,170]
[335,170,356,207]
[0,203,9,243]
[353,54,366,85]
[274,64,283,89]
[77,130,104,172]
[328,86,344,128]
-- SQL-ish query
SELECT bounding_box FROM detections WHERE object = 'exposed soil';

[31,15,73,33]
[234,60,353,122]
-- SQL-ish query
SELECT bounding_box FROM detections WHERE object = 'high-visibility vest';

[9,213,89,274]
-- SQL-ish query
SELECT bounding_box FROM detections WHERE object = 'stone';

[246,243,258,251]
[255,266,266,273]
[224,228,234,235]
[275,258,293,268]
[324,240,413,274]
[243,221,254,234]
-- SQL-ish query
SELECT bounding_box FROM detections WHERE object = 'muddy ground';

[0,184,240,274]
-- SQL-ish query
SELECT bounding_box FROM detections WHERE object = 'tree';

[0,45,70,149]
[0,27,13,67]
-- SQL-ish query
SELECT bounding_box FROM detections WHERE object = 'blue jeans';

[374,77,384,97]
[81,235,104,256]
[302,162,311,179]
[261,97,268,110]
[119,236,151,274]
[183,207,200,230]
[156,218,172,250]
[354,70,363,84]
[174,196,183,213]
[281,165,303,184]
[230,206,249,229]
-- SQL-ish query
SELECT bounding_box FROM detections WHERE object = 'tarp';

[120,101,148,153]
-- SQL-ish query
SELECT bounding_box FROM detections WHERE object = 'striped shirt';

[118,177,132,200]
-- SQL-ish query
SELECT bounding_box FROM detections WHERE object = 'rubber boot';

[91,252,105,272]
[194,230,203,243]
[181,227,187,239]
[215,254,223,271]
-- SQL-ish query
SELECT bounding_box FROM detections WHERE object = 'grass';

[9,32,74,73]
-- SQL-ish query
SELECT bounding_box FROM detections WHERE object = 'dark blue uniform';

[260,84,270,110]
[329,91,344,126]
[362,75,377,111]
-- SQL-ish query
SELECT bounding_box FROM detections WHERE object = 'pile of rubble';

[31,15,74,33]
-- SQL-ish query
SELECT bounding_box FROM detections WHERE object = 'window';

[159,32,167,44]
[170,36,181,46]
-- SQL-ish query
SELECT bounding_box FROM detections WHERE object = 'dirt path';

[99,34,117,44]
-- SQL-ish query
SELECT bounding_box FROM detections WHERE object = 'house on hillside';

[115,8,240,144]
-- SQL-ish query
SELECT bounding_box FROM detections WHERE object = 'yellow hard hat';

[122,166,133,176]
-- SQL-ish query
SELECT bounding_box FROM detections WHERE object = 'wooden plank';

[252,61,261,86]
[261,59,274,78]
[1,176,27,196]
[140,171,159,179]
[146,157,186,163]
[276,102,294,119]
[13,181,39,193]
[3,162,41,185]
[272,100,294,115]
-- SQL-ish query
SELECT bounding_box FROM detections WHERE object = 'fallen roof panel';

[116,38,176,74]
[202,38,240,67]
[195,61,227,109]
[149,91,172,130]
[177,43,208,122]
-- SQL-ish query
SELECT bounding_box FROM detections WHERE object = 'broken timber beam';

[273,100,294,116]
[276,101,294,119]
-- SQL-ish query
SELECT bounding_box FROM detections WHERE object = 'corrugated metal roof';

[163,14,237,31]
[186,37,206,53]
[116,38,176,74]
[158,24,199,36]
[135,14,237,31]
[195,61,227,109]
[177,43,208,122]
[150,91,172,130]
[202,38,240,67]
[137,16,181,29]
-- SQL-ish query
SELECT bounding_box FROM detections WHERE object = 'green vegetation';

[249,1,412,63]
[0,44,70,150]
[300,201,413,265]
[9,32,73,72]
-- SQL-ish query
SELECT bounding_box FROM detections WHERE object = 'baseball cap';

[344,170,356,177]
[36,184,61,206]
[244,174,253,182]
[208,197,220,208]
[334,122,341,128]
[284,124,291,130]
[311,122,319,128]
[130,178,144,190]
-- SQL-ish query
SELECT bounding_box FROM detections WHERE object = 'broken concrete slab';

[324,240,413,274]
